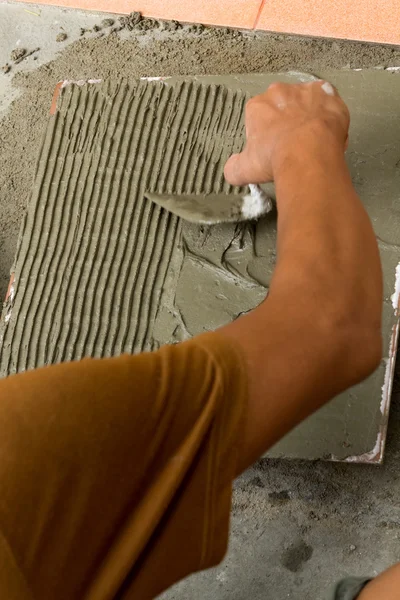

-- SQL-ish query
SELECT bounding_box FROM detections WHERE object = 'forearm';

[223,141,382,473]
[273,138,382,338]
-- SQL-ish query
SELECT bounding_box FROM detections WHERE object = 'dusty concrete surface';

[1,3,400,599]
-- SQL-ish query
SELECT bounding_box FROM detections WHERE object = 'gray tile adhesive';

[1,72,400,462]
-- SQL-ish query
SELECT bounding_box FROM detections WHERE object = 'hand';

[224,81,350,186]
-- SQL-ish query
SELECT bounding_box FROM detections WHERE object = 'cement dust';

[1,24,400,298]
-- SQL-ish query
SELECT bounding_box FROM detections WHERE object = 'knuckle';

[267,82,290,102]
[245,97,260,117]
[268,81,284,92]
[246,96,259,109]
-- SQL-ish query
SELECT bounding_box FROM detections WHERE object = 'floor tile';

[256,0,400,44]
[14,0,262,29]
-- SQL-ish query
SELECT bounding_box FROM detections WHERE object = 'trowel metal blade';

[145,191,264,224]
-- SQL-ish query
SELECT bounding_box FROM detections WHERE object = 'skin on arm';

[221,81,383,473]
[358,564,400,599]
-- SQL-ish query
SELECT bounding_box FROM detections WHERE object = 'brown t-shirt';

[0,333,247,599]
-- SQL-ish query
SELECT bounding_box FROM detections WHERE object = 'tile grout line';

[252,0,267,29]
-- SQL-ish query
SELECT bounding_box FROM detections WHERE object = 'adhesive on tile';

[2,71,400,464]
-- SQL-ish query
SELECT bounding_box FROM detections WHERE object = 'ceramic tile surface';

[13,0,262,29]
[12,0,400,43]
[256,0,400,44]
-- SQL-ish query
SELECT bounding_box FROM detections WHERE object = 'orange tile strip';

[256,0,400,45]
[14,0,262,29]
[11,0,400,51]
[5,274,14,303]
[50,81,63,115]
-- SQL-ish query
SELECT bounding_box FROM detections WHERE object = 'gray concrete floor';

[2,3,400,599]
[0,2,119,116]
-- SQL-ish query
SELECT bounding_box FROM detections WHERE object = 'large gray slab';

[1,70,399,462]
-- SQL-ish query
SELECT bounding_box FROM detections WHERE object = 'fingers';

[316,80,351,135]
[224,149,270,187]
[224,150,252,187]
[224,80,351,187]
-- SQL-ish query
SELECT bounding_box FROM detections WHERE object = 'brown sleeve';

[0,332,247,600]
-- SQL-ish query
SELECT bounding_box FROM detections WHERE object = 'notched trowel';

[145,184,274,224]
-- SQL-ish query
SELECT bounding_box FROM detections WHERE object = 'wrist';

[271,123,347,182]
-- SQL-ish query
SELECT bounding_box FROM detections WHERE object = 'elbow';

[314,279,383,387]
[368,328,383,373]
[353,328,382,381]
[327,318,382,388]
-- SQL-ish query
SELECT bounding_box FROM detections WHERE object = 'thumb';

[224,150,253,187]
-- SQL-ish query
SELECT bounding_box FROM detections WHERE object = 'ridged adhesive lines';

[116,82,183,354]
[0,80,248,376]
[53,82,148,362]
[33,87,105,366]
[40,88,107,364]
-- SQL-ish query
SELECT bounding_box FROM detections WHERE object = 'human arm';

[222,81,383,473]
[328,564,400,600]
[357,564,400,599]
